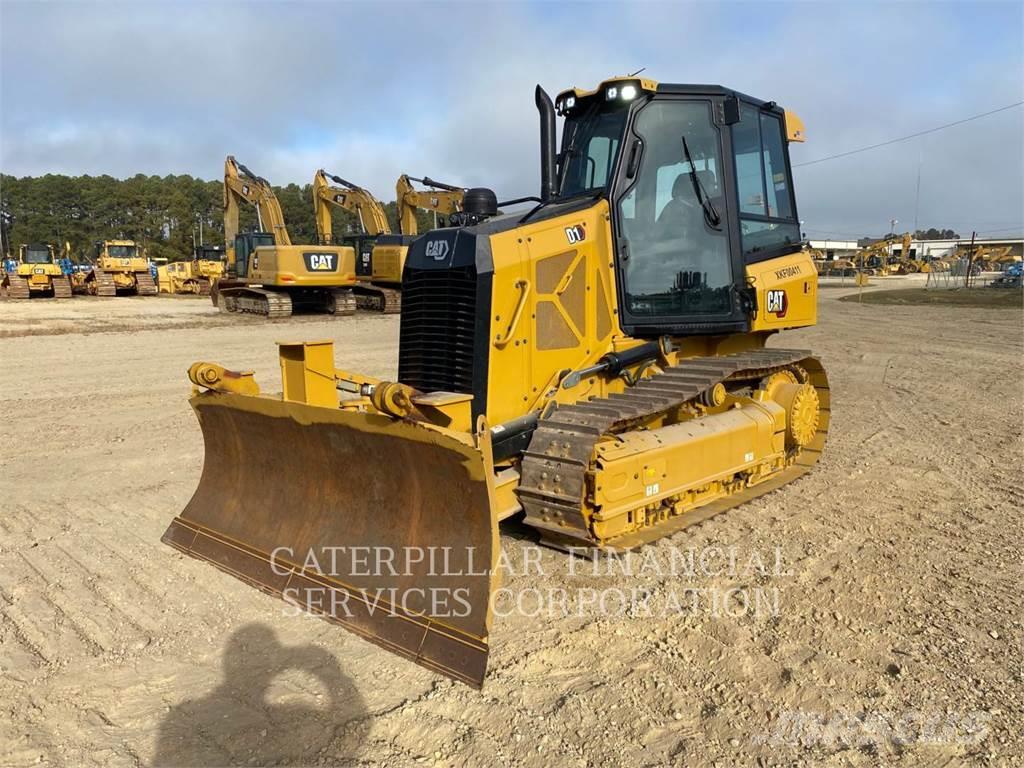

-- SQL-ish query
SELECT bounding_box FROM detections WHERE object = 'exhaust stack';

[535,85,557,201]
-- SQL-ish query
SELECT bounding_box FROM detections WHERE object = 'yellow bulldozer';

[158,245,226,295]
[214,156,358,318]
[74,240,157,296]
[164,76,830,688]
[2,243,73,299]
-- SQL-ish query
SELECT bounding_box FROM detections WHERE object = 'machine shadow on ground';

[152,623,366,766]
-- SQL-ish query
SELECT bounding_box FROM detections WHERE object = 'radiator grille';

[398,266,478,394]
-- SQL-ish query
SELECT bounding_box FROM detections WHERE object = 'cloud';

[1,0,1021,237]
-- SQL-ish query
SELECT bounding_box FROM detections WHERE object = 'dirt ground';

[1,287,1021,767]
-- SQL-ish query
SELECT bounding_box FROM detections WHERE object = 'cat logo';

[425,239,450,261]
[430,196,440,208]
[565,224,586,244]
[766,289,788,317]
[121,259,131,266]
[251,254,259,272]
[333,194,346,205]
[304,252,337,271]
[33,267,45,275]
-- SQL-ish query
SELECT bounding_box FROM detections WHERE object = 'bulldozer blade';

[163,392,499,687]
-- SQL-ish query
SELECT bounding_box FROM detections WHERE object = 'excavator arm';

[396,175,465,235]
[312,170,392,244]
[223,156,291,263]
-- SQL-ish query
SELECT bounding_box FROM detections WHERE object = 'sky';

[1,0,1022,239]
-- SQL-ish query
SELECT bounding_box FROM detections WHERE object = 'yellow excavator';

[859,233,913,275]
[1,243,73,298]
[165,76,829,688]
[396,174,466,234]
[312,169,402,313]
[313,170,473,312]
[215,156,358,318]
[972,245,1020,272]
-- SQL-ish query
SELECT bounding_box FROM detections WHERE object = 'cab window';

[732,104,800,258]
[615,100,732,317]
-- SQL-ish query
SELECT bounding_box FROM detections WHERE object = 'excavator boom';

[396,175,465,235]
[313,169,392,244]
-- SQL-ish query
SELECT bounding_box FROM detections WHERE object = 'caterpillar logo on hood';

[425,239,450,261]
[303,252,337,271]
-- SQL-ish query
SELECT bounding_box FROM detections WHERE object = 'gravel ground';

[1,288,1021,767]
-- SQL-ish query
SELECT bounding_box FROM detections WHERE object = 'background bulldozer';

[165,76,829,688]
[76,240,157,296]
[158,245,226,295]
[2,243,73,299]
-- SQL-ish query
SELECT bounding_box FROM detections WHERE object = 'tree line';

[0,174,440,262]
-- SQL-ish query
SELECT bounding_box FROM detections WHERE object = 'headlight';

[565,96,576,109]
[605,86,618,100]
[621,84,638,100]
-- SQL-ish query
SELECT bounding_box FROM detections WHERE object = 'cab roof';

[555,76,805,142]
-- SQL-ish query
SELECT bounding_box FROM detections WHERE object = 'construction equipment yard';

[1,284,1020,767]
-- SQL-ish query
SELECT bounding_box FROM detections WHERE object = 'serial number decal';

[774,265,802,280]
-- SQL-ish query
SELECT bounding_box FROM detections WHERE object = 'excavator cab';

[233,232,275,279]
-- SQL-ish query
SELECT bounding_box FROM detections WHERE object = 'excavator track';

[89,270,117,297]
[4,276,31,299]
[219,287,293,318]
[354,285,401,314]
[135,272,158,296]
[328,287,357,315]
[518,348,829,551]
[52,276,72,299]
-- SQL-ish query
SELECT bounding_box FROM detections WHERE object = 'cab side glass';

[616,100,732,318]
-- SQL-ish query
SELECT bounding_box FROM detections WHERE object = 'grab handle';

[493,279,531,349]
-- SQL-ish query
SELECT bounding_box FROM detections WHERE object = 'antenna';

[629,67,646,77]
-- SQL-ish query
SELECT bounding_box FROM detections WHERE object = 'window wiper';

[681,136,722,231]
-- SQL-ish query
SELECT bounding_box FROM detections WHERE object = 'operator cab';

[554,77,804,336]
[21,244,55,264]
[233,232,275,278]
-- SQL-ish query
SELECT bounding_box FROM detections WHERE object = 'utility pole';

[888,218,898,268]
[965,230,976,288]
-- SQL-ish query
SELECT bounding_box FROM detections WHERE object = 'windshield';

[24,247,52,264]
[558,104,629,198]
[108,245,137,258]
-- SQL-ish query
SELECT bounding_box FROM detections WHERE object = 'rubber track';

[517,348,818,549]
